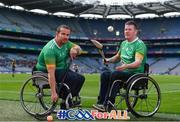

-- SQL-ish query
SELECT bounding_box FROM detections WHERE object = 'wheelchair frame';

[107,64,161,117]
[19,71,75,119]
[20,63,161,119]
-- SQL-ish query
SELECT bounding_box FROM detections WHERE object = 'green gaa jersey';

[119,38,147,73]
[36,39,74,71]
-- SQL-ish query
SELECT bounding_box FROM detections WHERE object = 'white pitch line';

[0,89,180,98]
[0,80,25,83]
[0,90,20,95]
[81,96,96,99]
[0,90,97,99]
[159,90,180,94]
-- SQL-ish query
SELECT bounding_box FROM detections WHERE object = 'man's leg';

[98,71,112,104]
[59,70,85,107]
[105,71,134,107]
[12,68,15,77]
[92,70,111,111]
[63,70,85,97]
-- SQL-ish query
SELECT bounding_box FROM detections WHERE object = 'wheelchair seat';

[32,65,48,78]
[31,66,49,89]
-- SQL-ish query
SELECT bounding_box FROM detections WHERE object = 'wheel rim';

[126,76,161,117]
[20,76,56,116]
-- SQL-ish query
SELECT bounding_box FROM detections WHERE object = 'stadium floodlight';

[91,39,106,60]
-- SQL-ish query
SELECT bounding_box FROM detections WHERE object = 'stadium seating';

[0,7,179,75]
[0,53,36,73]
[150,58,180,74]
[0,53,179,75]
[1,7,180,39]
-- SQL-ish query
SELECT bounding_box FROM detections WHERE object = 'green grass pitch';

[0,74,180,121]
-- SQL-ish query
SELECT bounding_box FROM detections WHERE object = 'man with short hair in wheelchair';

[35,25,85,109]
[93,20,147,112]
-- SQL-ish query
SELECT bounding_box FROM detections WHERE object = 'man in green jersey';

[36,25,85,109]
[93,20,147,111]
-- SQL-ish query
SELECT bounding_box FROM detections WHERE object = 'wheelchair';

[20,67,81,119]
[106,64,161,117]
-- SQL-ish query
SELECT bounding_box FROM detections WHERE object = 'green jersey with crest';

[119,38,147,73]
[36,39,74,71]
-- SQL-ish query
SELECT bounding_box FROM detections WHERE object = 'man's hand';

[70,47,78,60]
[103,58,109,64]
[51,91,58,102]
[115,64,128,71]
[103,58,107,64]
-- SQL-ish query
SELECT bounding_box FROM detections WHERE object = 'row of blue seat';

[0,8,180,40]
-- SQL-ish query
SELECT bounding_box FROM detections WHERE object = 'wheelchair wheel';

[20,75,56,117]
[107,80,138,111]
[126,76,161,117]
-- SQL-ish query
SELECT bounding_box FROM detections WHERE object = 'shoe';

[60,102,67,109]
[105,105,112,112]
[68,99,73,108]
[126,108,130,112]
[73,96,81,107]
[92,104,106,112]
[60,99,73,109]
[73,100,81,107]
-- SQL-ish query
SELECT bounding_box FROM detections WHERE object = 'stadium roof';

[0,0,180,18]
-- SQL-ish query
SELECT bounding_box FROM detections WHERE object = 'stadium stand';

[0,1,179,75]
[0,52,179,75]
[149,58,180,74]
[0,53,36,73]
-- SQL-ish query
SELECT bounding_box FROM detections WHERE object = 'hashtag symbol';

[57,110,66,120]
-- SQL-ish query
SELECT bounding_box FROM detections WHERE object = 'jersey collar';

[53,39,62,49]
[127,37,139,44]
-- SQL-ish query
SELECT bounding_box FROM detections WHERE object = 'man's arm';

[116,52,144,71]
[70,45,82,59]
[105,52,120,63]
[73,45,82,55]
[47,65,58,102]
